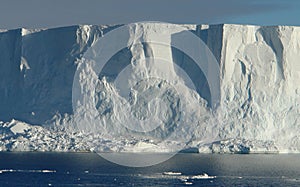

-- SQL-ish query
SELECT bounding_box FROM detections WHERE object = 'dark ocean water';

[0,152,300,186]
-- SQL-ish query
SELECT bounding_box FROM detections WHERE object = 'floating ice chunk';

[163,171,182,176]
[190,173,216,179]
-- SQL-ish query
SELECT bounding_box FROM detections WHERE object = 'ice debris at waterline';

[0,23,299,153]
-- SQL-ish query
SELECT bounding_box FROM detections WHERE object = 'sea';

[0,152,300,186]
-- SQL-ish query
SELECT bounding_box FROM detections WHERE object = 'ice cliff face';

[0,23,299,153]
[217,25,300,152]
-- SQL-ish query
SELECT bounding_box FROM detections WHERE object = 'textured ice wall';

[1,26,103,123]
[218,25,300,151]
[0,24,299,152]
[0,29,22,119]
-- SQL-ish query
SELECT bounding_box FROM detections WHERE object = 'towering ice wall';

[1,26,102,123]
[0,29,22,120]
[0,24,299,152]
[218,25,300,151]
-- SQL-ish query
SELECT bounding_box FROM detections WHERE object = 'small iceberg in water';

[163,171,182,176]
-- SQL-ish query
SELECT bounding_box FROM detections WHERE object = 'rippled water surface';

[0,153,300,186]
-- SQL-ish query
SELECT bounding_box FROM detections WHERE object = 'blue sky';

[0,0,299,29]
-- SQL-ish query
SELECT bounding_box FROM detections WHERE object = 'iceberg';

[0,23,299,153]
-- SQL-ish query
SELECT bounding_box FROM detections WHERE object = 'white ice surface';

[0,23,299,153]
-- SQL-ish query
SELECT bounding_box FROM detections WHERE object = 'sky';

[0,0,299,29]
